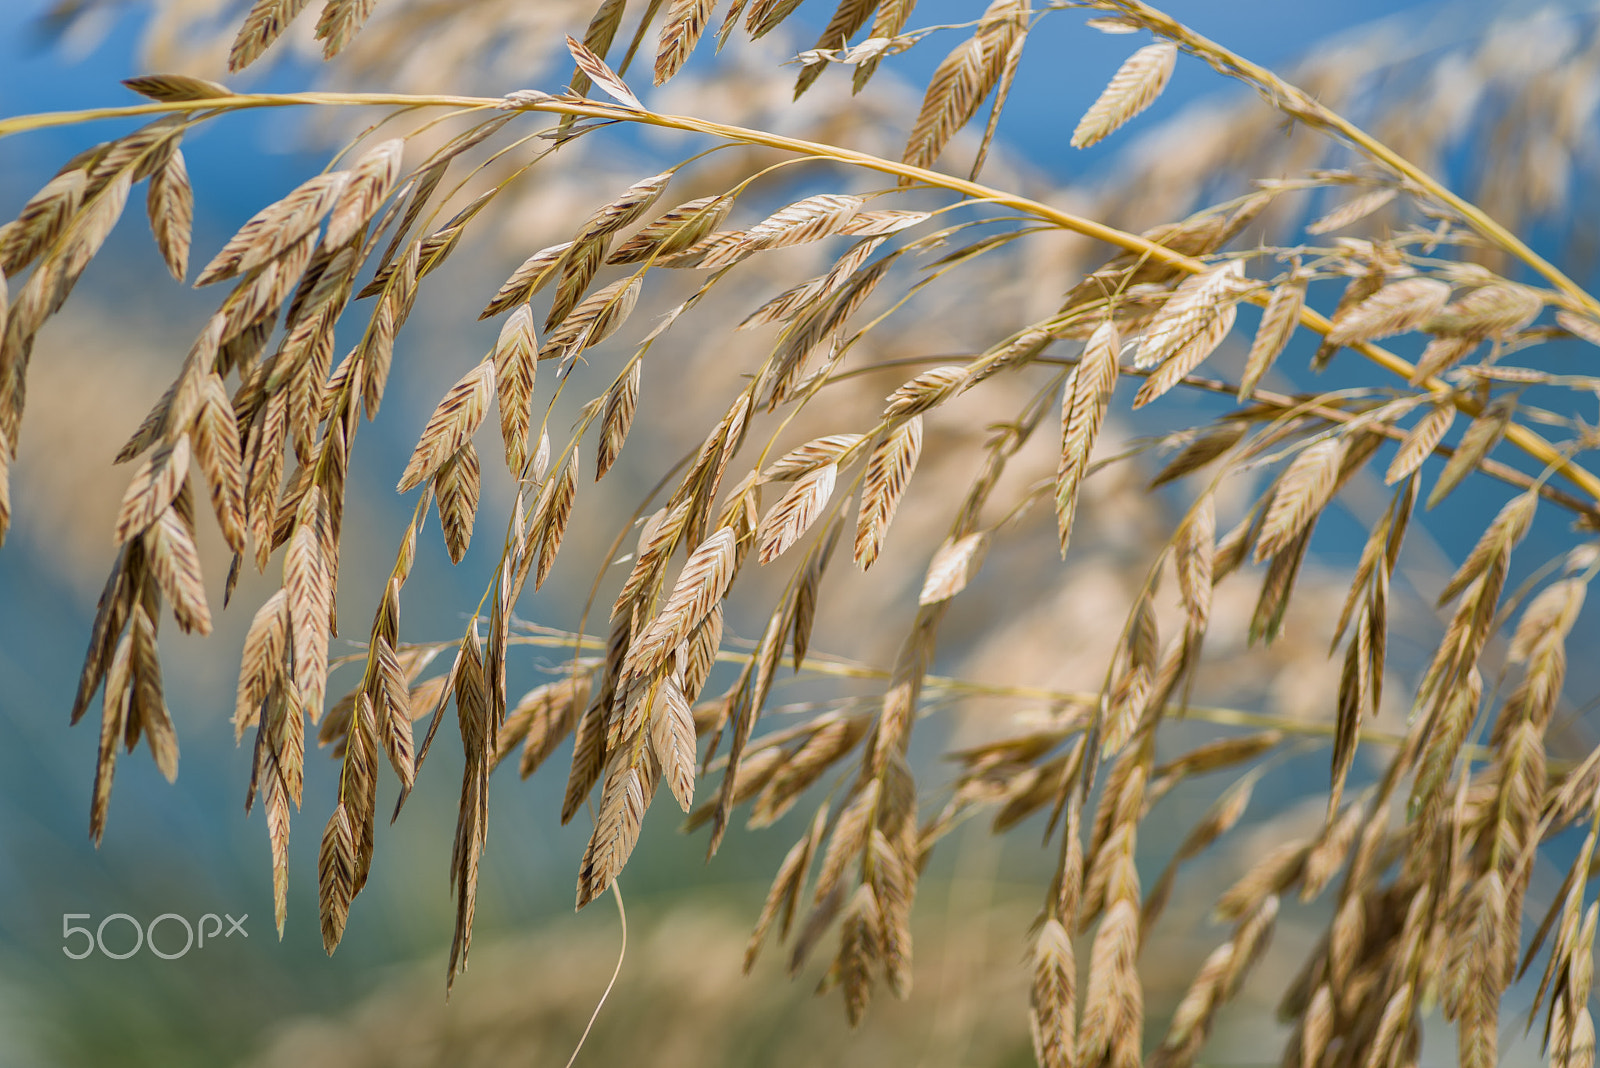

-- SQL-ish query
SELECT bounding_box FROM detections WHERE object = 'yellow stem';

[6,90,1598,504]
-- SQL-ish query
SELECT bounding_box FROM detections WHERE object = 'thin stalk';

[1108,0,1600,321]
[389,628,1517,766]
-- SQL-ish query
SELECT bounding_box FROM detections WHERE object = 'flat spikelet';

[699,195,863,270]
[123,75,233,103]
[115,436,191,545]
[325,138,403,249]
[397,362,495,493]
[236,590,288,738]
[530,453,578,590]
[855,416,922,569]
[196,172,348,286]
[315,0,378,61]
[626,527,738,677]
[146,146,193,281]
[1306,187,1397,234]
[434,444,480,564]
[482,242,570,318]
[656,0,715,85]
[902,0,1024,171]
[1254,437,1348,562]
[1072,42,1178,148]
[539,277,642,360]
[1030,917,1076,1068]
[608,195,734,265]
[649,676,697,811]
[492,307,537,473]
[1326,277,1451,345]
[230,0,313,71]
[919,532,988,605]
[1240,274,1305,399]
[566,34,644,110]
[763,434,863,481]
[1428,396,1514,509]
[883,366,969,419]
[1427,282,1542,339]
[576,743,658,908]
[1133,262,1244,372]
[1057,321,1119,554]
[1386,402,1454,484]
[577,173,673,242]
[285,488,332,722]
[595,361,640,481]
[146,500,211,635]
[757,463,836,564]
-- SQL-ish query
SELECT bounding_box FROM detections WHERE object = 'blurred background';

[3,0,1600,1065]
